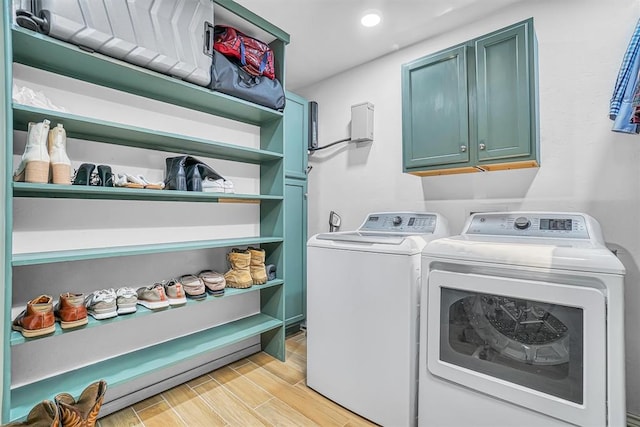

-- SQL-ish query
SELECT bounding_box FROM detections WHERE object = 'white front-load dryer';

[419,212,625,427]
[307,212,449,427]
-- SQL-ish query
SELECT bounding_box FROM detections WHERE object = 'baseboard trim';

[628,412,640,427]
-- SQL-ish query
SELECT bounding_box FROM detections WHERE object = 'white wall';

[299,0,640,416]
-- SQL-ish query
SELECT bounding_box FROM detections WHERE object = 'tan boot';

[13,119,51,183]
[48,124,71,185]
[55,380,107,427]
[5,400,59,426]
[224,249,253,288]
[248,247,267,285]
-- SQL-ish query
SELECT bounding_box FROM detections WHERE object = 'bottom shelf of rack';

[9,313,282,421]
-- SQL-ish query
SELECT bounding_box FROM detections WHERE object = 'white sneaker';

[202,178,235,193]
[223,179,235,194]
[84,289,117,320]
[116,287,138,314]
[202,177,225,193]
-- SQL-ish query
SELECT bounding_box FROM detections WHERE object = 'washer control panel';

[359,212,437,234]
[465,213,590,238]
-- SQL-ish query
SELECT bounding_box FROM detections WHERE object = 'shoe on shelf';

[115,287,138,314]
[136,283,170,310]
[55,379,107,427]
[163,280,187,306]
[198,270,226,296]
[48,123,72,185]
[13,119,51,184]
[177,274,207,300]
[97,165,113,187]
[84,289,117,320]
[202,178,235,194]
[224,249,253,289]
[113,173,128,187]
[4,400,59,426]
[186,163,203,192]
[164,156,187,191]
[123,174,144,189]
[248,247,268,285]
[55,292,88,330]
[12,295,56,338]
[223,179,235,193]
[72,163,95,186]
[164,156,224,192]
[131,175,165,190]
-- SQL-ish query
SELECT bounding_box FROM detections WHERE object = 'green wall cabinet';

[283,91,308,331]
[284,178,307,330]
[284,92,309,179]
[402,19,538,176]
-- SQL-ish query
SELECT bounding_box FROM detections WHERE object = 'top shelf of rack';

[11,27,283,126]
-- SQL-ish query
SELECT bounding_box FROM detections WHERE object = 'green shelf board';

[12,237,284,266]
[11,27,283,126]
[10,312,282,421]
[13,104,283,162]
[10,280,284,346]
[13,182,283,203]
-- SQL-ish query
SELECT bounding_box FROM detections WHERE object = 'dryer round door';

[426,270,606,427]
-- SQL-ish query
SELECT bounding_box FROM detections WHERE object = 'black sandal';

[72,163,95,185]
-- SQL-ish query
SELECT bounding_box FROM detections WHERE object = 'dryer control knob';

[393,216,403,226]
[514,216,531,230]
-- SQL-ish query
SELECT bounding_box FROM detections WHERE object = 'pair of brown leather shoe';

[12,294,88,338]
[5,380,107,427]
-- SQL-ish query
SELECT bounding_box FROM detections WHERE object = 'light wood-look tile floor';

[98,332,377,427]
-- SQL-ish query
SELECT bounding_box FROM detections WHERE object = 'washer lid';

[309,233,432,255]
[423,234,625,275]
[315,232,406,245]
[308,212,450,254]
[423,211,624,275]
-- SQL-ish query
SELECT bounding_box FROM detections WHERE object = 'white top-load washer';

[307,212,450,427]
[419,212,625,427]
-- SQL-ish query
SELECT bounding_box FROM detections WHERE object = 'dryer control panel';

[359,212,437,234]
[465,212,590,239]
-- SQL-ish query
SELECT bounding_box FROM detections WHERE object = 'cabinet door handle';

[460,145,467,152]
[479,143,486,150]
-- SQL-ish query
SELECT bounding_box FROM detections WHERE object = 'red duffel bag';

[213,25,276,80]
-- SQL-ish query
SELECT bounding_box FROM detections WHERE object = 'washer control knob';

[514,216,531,230]
[393,216,403,226]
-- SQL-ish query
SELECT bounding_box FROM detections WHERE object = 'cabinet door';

[475,22,534,162]
[402,45,469,170]
[284,91,309,179]
[284,178,307,327]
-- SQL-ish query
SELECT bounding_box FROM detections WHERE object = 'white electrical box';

[351,102,374,142]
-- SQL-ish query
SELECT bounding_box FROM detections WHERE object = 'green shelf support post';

[260,285,285,361]
[1,0,12,421]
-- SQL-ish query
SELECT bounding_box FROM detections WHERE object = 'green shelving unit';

[1,0,289,422]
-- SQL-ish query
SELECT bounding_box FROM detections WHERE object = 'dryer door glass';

[441,288,583,403]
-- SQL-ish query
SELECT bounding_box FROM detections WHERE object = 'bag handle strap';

[259,53,268,74]
[239,40,247,67]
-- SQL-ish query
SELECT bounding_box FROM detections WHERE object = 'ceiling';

[234,0,525,90]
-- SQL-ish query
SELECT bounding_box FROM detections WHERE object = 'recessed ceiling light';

[361,11,381,27]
